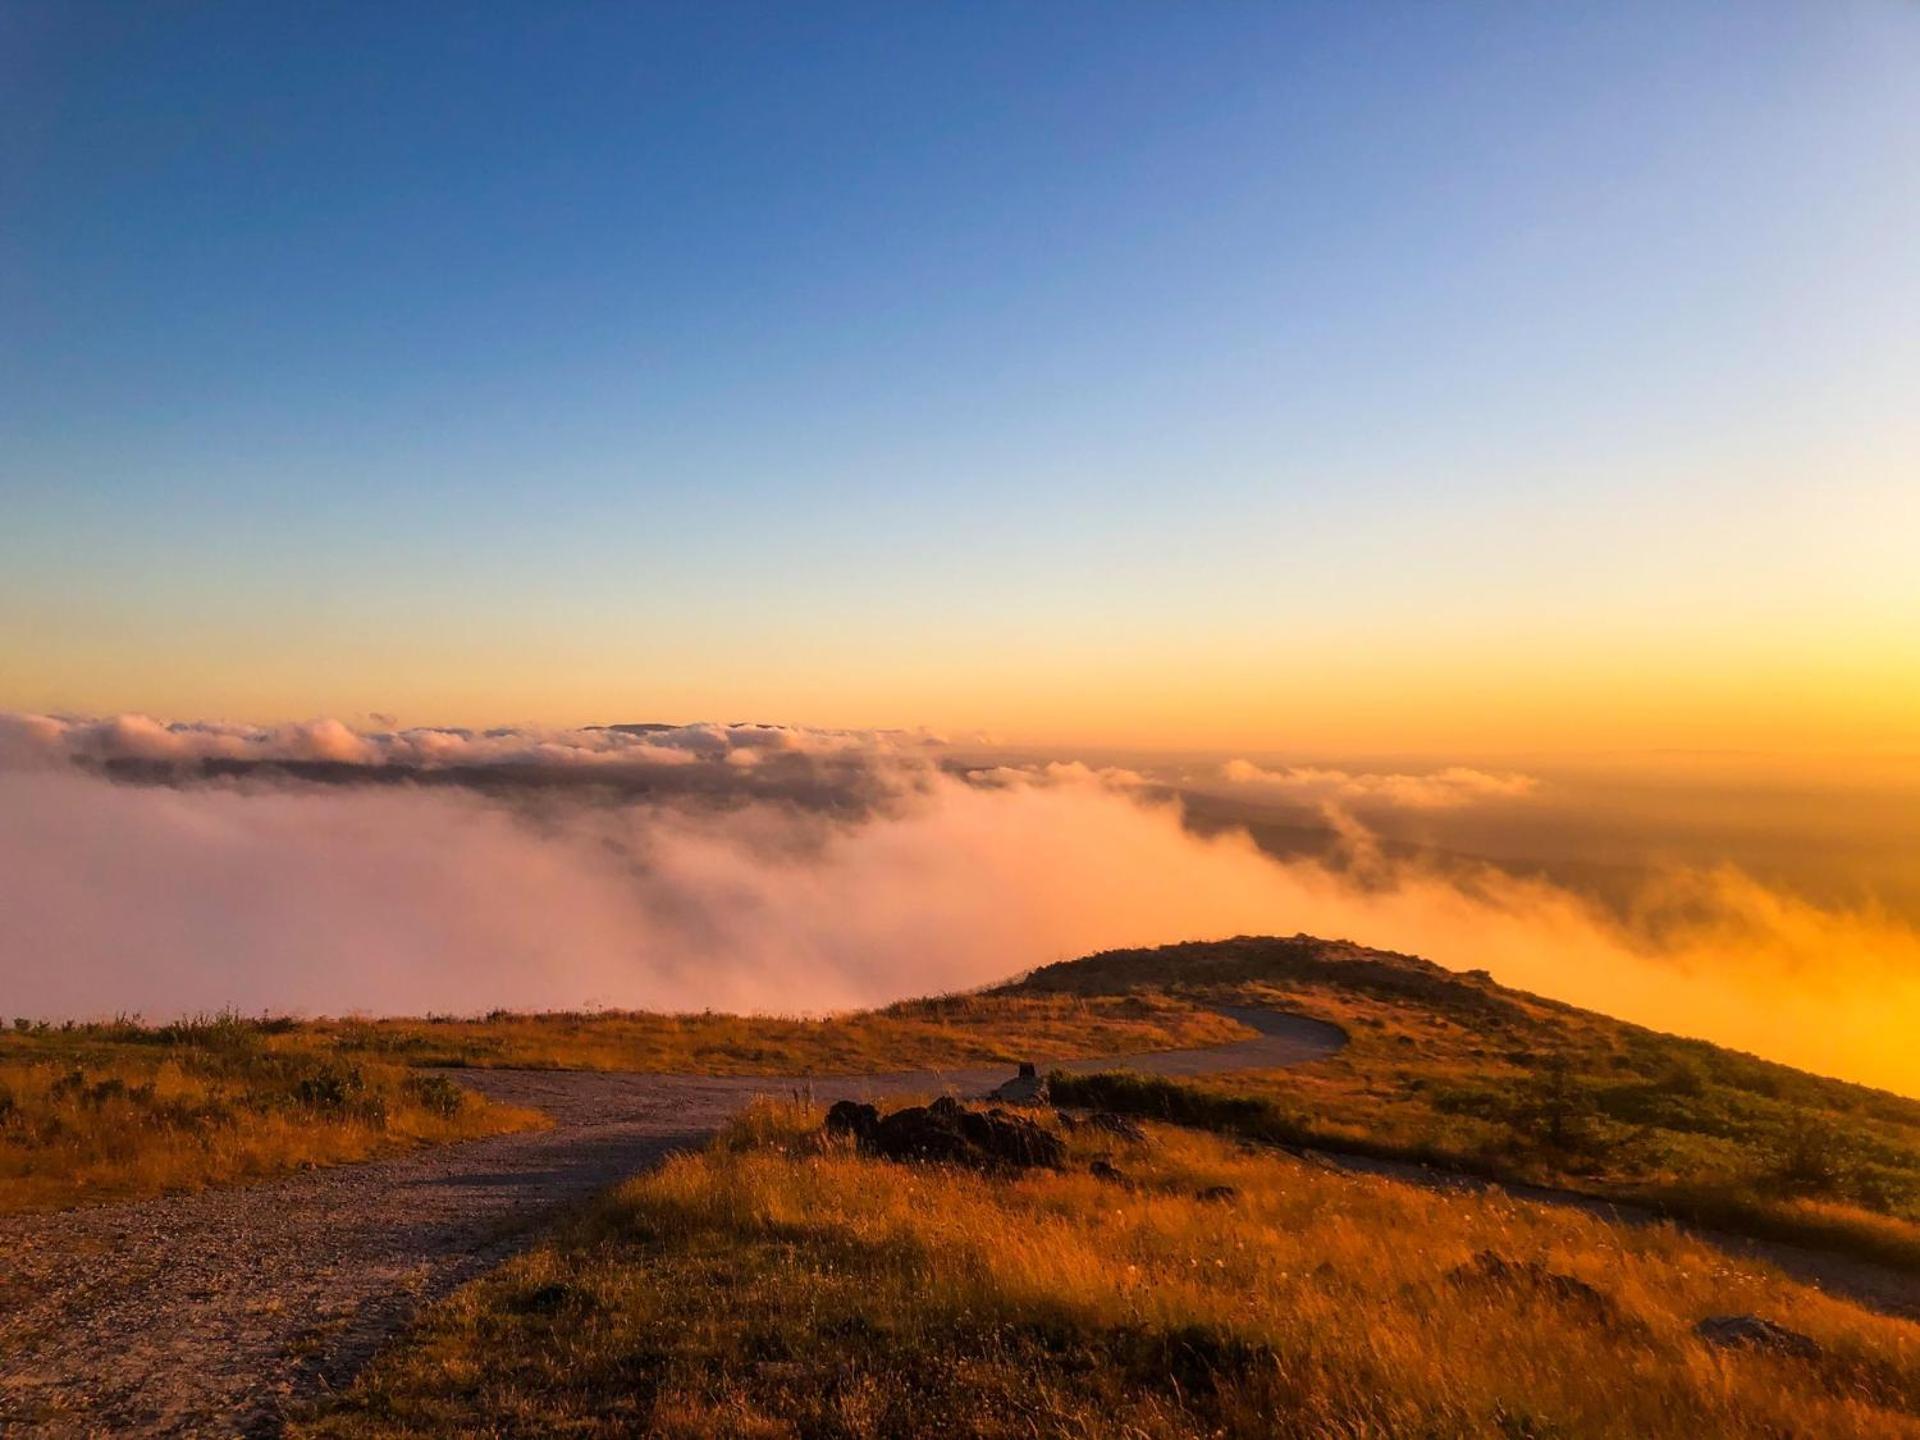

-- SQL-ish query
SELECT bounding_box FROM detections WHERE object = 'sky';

[4,1,1918,754]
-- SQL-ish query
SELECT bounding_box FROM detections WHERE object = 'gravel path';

[0,1008,1342,1438]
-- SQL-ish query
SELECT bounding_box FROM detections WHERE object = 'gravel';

[0,1010,1343,1437]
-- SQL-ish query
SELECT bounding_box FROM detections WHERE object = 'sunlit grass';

[13,930,1920,1277]
[0,990,1238,1215]
[0,1017,542,1214]
[296,1099,1920,1439]
[285,992,1247,1074]
[1009,937,1920,1272]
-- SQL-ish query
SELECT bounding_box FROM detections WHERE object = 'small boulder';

[965,1103,1067,1170]
[870,1101,974,1166]
[989,1061,1050,1106]
[1695,1314,1821,1359]
[862,1095,1066,1171]
[1445,1252,1614,1323]
[824,1100,879,1147]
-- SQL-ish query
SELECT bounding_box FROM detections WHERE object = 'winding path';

[0,1008,1343,1438]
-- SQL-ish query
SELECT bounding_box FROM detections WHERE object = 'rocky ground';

[0,1009,1342,1437]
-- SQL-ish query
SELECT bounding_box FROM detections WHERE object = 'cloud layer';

[3,713,1918,1094]
[1218,759,1540,809]
[0,711,921,773]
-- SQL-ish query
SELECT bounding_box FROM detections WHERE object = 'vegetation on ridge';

[294,1098,1920,1439]
[290,992,1248,1074]
[1012,935,1920,1271]
[0,1012,542,1215]
[11,932,1919,1275]
[0,991,1237,1214]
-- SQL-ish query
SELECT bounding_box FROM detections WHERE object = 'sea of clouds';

[4,711,1918,1093]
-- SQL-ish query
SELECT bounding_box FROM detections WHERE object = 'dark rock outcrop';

[824,1100,879,1147]
[829,1095,1065,1172]
[1444,1252,1615,1323]
[1694,1314,1821,1359]
[989,1061,1049,1106]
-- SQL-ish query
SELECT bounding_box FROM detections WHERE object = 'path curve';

[0,1009,1342,1438]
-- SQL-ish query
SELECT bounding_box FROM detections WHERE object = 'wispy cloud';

[962,760,1151,791]
[0,712,932,773]
[1218,759,1539,810]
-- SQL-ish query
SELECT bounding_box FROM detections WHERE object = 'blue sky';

[3,2,1916,747]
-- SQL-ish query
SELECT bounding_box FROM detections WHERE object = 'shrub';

[1766,1110,1853,1198]
[405,1074,467,1120]
[1512,1060,1606,1159]
[1653,1056,1710,1098]
[83,1077,129,1106]
[295,1064,370,1112]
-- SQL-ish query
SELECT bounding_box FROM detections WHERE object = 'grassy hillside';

[0,1014,543,1214]
[293,992,1247,1074]
[295,1098,1920,1439]
[1008,935,1920,1269]
[0,993,1237,1213]
[13,932,1916,1269]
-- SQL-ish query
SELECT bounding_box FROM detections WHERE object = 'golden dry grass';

[0,989,1235,1216]
[0,1038,542,1214]
[292,992,1247,1074]
[1011,937,1920,1271]
[1126,978,1920,1270]
[295,1101,1920,1439]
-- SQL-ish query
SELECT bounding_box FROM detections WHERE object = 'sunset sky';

[5,2,1917,753]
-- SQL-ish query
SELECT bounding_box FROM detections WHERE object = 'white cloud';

[1219,759,1539,810]
[0,712,932,773]
[964,760,1150,791]
[2,759,1917,1094]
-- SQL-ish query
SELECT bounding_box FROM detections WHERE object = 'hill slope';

[297,1098,1920,1440]
[1007,935,1920,1268]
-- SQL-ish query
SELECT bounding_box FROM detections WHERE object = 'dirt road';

[0,1008,1342,1437]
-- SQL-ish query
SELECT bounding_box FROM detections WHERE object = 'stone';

[1444,1252,1615,1322]
[823,1100,878,1147]
[989,1061,1049,1106]
[844,1096,1066,1172]
[1694,1314,1822,1359]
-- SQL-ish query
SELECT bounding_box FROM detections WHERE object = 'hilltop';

[1007,935,1920,1270]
